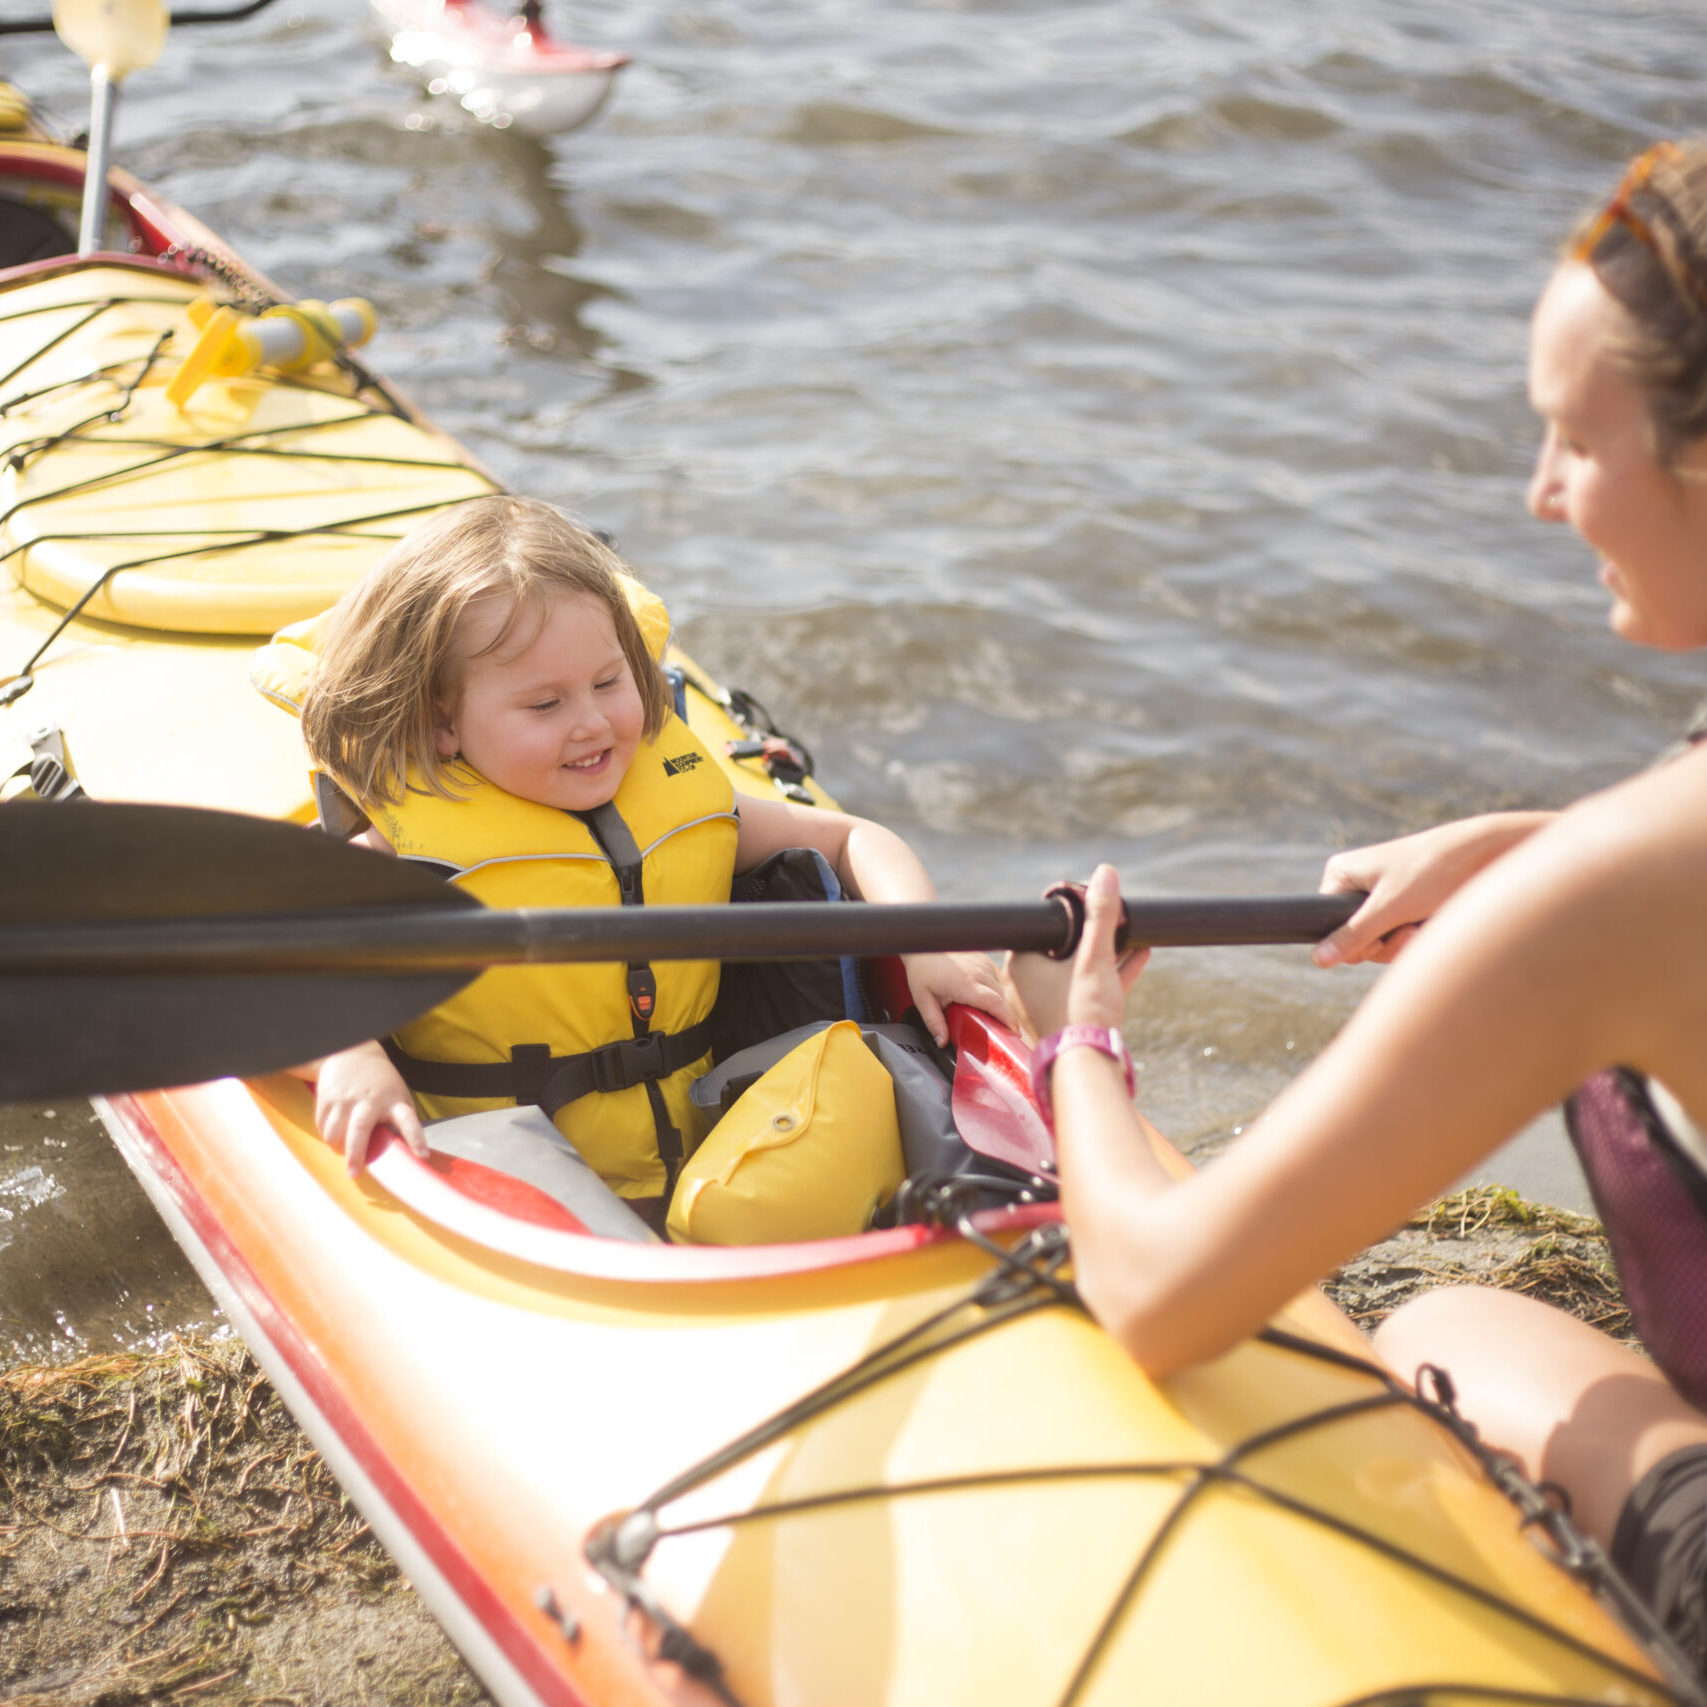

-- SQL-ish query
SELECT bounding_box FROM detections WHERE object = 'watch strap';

[1030,1024,1136,1134]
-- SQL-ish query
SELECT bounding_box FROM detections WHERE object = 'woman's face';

[1527,261,1707,651]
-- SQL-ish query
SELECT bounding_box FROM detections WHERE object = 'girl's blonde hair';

[1568,139,1707,465]
[302,495,670,806]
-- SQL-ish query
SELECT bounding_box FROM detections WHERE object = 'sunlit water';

[4,0,1704,1363]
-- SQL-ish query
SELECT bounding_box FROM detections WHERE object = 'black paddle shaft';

[0,890,1362,976]
[0,801,1361,1100]
[0,801,1364,971]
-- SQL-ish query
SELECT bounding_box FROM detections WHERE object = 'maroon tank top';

[1566,1069,1707,1412]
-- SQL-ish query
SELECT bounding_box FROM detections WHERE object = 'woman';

[1004,140,1707,1668]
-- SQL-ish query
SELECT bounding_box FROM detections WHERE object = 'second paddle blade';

[53,0,167,75]
[0,800,476,1099]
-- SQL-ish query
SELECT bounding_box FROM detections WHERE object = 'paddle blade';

[53,0,166,74]
[0,799,462,924]
[0,969,470,1101]
[0,801,476,1099]
[948,1008,1057,1179]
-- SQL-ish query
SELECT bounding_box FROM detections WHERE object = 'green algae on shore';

[1324,1184,1632,1342]
[1,1336,489,1706]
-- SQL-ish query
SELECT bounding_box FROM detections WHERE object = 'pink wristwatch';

[1030,1025,1136,1134]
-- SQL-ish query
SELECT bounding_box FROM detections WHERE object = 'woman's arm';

[1011,753,1707,1376]
[1314,811,1556,967]
[733,794,1011,1043]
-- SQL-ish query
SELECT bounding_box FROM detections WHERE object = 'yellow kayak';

[0,133,1688,1707]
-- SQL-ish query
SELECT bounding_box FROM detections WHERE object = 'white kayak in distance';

[371,0,627,135]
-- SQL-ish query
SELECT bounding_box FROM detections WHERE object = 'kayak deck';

[97,1068,1679,1707]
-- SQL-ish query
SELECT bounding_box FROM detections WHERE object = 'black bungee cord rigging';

[0,284,497,708]
[578,1213,1699,1707]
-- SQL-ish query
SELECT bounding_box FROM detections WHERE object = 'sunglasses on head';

[1572,140,1707,317]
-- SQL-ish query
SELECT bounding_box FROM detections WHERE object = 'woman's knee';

[1374,1282,1655,1431]
[1373,1282,1707,1546]
[1373,1283,1520,1389]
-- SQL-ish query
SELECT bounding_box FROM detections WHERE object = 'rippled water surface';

[3,0,1704,1361]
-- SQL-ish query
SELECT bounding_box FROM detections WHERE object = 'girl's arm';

[307,1041,428,1176]
[734,794,1011,1044]
[1314,811,1556,967]
[287,821,430,1173]
[1008,753,1707,1376]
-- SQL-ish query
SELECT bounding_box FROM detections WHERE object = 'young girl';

[297,494,1008,1195]
[1004,140,1707,1672]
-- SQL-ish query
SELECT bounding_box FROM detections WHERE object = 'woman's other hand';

[312,1040,429,1176]
[1314,811,1555,969]
[901,950,1012,1047]
[1002,864,1149,1043]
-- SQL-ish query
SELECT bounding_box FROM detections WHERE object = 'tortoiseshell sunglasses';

[1572,140,1707,316]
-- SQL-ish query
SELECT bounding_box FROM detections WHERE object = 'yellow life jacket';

[373,717,740,1198]
[251,574,729,1197]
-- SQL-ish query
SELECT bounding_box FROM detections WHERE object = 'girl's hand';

[900,949,1013,1047]
[1313,812,1553,969]
[1001,865,1149,1043]
[312,1040,428,1176]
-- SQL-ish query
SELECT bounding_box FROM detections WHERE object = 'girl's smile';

[434,589,646,811]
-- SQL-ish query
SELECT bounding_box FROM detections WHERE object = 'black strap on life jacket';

[580,801,688,1192]
[382,1020,714,1121]
[381,798,696,1192]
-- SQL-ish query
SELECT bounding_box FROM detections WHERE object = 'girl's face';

[435,589,646,811]
[1527,261,1707,651]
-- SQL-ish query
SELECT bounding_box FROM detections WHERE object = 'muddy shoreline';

[1,1187,1628,1707]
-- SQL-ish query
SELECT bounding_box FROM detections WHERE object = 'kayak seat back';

[0,194,73,270]
[424,1105,658,1242]
[706,846,867,1062]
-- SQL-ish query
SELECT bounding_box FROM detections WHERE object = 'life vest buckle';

[588,1032,660,1095]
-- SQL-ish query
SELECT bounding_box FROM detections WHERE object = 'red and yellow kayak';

[0,122,1688,1707]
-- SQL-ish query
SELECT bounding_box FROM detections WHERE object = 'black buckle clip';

[590,1033,660,1094]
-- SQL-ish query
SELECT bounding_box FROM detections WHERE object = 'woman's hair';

[301,495,670,805]
[1568,139,1707,465]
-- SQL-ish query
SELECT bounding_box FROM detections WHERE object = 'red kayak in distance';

[370,0,628,136]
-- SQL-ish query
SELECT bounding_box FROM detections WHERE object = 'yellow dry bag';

[666,1021,904,1246]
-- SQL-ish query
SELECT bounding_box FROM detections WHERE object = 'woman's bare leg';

[1374,1284,1707,1548]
